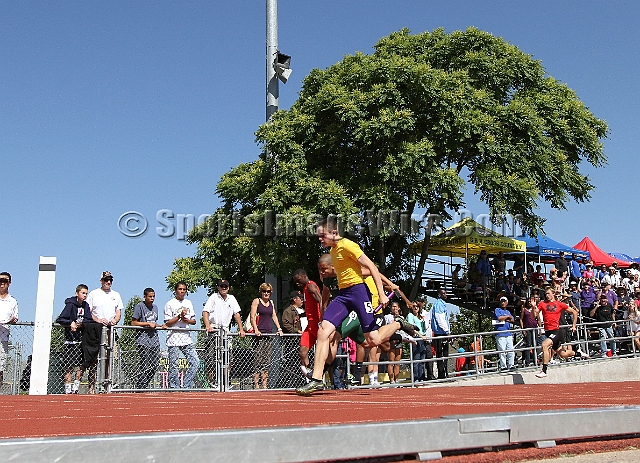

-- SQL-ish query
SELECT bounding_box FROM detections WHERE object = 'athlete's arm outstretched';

[358,253,388,308]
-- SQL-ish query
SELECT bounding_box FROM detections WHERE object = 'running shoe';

[535,370,547,378]
[395,317,417,337]
[296,379,324,396]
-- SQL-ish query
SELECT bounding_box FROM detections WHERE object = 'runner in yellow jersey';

[296,218,417,396]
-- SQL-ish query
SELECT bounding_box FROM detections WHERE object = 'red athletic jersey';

[303,280,322,325]
[537,300,569,331]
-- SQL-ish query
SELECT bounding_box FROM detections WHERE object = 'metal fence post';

[219,328,226,392]
[97,326,108,393]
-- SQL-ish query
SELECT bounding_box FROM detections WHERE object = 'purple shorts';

[323,283,378,333]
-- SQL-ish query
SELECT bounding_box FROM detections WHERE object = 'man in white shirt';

[86,271,123,392]
[602,267,621,288]
[202,279,246,386]
[0,272,18,385]
[164,281,198,389]
[87,271,123,326]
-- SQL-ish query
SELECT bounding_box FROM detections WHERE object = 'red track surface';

[1,381,639,440]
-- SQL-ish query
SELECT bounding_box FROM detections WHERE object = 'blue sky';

[2,1,639,321]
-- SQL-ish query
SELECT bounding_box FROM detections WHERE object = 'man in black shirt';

[589,295,616,357]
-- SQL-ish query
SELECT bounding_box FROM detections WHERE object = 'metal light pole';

[265,0,281,306]
[266,0,278,122]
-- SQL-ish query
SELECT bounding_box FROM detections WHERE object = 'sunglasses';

[0,279,9,284]
[218,285,229,289]
[261,290,272,294]
[103,279,113,283]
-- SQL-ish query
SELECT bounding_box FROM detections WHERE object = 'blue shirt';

[476,257,491,276]
[569,260,581,279]
[494,307,512,337]
[431,298,449,335]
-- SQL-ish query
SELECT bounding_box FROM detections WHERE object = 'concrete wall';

[438,357,640,387]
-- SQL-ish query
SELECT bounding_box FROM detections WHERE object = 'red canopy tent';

[573,237,631,268]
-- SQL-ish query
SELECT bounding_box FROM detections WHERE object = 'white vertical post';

[29,256,57,395]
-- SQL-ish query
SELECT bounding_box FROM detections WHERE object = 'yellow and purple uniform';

[324,238,378,333]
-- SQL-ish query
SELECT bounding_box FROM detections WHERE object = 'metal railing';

[3,319,640,394]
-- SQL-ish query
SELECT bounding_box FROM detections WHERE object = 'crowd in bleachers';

[455,250,640,362]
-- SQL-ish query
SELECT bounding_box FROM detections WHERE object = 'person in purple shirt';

[598,283,619,312]
[580,279,598,320]
[250,282,283,389]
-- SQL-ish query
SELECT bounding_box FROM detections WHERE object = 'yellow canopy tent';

[417,217,526,258]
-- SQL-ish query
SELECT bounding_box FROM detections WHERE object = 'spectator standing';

[0,272,18,387]
[615,286,631,339]
[281,291,303,335]
[384,302,404,384]
[491,251,507,276]
[554,252,569,278]
[622,273,639,294]
[549,268,566,293]
[513,255,525,279]
[86,271,122,392]
[250,282,283,389]
[583,262,595,281]
[590,294,617,357]
[598,283,619,311]
[407,303,428,381]
[202,280,245,387]
[164,282,198,389]
[602,267,621,288]
[580,279,598,321]
[492,251,507,290]
[596,264,608,282]
[476,250,492,292]
[532,265,546,288]
[494,296,515,371]
[281,290,304,388]
[131,288,163,389]
[520,297,539,366]
[416,297,436,380]
[87,271,123,327]
[569,254,582,282]
[56,284,90,394]
[431,289,450,379]
[628,293,640,351]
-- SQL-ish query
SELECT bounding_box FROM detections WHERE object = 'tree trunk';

[409,214,436,300]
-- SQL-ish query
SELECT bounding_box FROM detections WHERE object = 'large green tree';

[169,27,607,304]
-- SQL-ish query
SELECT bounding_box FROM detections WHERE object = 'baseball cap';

[101,271,113,280]
[499,296,508,302]
[217,279,230,288]
[289,290,302,300]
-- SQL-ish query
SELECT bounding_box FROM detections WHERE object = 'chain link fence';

[0,322,34,395]
[5,319,640,394]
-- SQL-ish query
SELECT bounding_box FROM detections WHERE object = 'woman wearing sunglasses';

[250,282,283,389]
